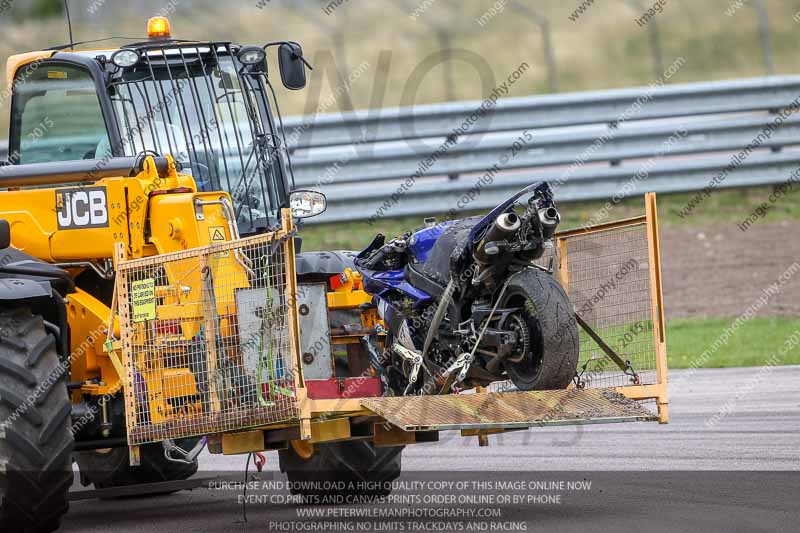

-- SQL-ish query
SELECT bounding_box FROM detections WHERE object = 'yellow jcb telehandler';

[0,16,668,532]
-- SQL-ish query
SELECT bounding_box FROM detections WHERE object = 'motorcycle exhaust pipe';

[538,206,560,240]
[474,212,521,263]
[496,212,522,233]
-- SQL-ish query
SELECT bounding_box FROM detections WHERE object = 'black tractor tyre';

[0,308,74,533]
[501,268,580,391]
[279,440,403,501]
[76,437,200,492]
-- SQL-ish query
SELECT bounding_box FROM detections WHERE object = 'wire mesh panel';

[116,231,298,445]
[558,221,657,389]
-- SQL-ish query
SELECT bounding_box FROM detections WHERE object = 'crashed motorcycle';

[355,182,580,396]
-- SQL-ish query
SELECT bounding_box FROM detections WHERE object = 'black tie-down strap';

[573,313,640,387]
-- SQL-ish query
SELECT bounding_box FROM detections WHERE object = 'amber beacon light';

[147,16,172,39]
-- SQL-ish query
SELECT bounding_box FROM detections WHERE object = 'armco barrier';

[3,75,800,223]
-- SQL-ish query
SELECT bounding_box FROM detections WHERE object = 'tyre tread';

[0,308,73,533]
[279,441,403,500]
[504,269,580,390]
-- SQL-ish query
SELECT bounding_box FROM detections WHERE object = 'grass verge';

[667,317,800,368]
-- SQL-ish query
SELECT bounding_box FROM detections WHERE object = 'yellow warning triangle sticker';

[209,227,226,242]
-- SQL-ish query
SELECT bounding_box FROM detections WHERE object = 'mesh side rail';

[558,219,659,391]
[116,231,299,445]
[483,206,667,423]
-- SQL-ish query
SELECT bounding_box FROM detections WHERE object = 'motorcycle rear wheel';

[501,268,579,390]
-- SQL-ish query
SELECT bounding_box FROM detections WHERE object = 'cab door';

[8,60,113,164]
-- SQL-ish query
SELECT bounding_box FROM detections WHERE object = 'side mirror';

[278,43,307,90]
[0,220,10,249]
[289,190,326,219]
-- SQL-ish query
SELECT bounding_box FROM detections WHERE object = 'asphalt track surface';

[61,366,800,532]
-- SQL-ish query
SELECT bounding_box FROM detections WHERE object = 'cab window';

[10,62,111,165]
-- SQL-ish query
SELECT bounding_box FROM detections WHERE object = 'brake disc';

[504,313,531,364]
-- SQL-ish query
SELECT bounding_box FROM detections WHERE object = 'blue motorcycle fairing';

[408,221,454,263]
[356,220,456,308]
[361,268,434,306]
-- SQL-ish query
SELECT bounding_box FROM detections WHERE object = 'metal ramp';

[361,388,656,432]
